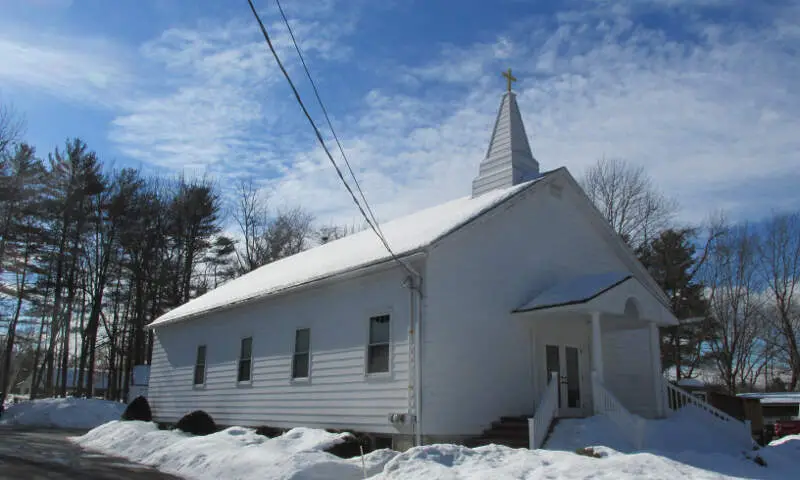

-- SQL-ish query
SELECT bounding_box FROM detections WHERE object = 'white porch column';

[649,321,665,417]
[591,311,603,382]
[530,322,538,411]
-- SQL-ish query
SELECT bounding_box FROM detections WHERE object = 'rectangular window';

[194,345,206,385]
[367,314,391,374]
[292,328,310,379]
[238,337,253,382]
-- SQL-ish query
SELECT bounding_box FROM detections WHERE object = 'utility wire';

[274,0,384,239]
[245,0,419,280]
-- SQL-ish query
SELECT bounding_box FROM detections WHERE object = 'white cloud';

[0,29,130,107]
[268,0,800,227]
[108,5,359,177]
[4,0,798,232]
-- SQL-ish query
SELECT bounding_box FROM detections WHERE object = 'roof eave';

[148,249,428,330]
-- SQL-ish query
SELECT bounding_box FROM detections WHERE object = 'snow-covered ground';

[768,434,800,457]
[0,397,125,429]
[70,414,800,480]
[547,409,796,479]
[2,393,29,409]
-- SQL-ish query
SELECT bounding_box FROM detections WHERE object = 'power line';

[245,0,418,280]
[274,0,384,239]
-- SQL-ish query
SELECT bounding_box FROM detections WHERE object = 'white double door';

[545,344,584,417]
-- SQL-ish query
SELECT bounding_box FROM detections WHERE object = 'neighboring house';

[147,85,680,449]
[739,392,800,424]
[127,365,151,403]
[17,370,110,397]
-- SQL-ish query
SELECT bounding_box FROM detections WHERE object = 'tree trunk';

[45,223,70,396]
[0,256,28,407]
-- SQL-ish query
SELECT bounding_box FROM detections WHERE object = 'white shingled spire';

[472,74,539,197]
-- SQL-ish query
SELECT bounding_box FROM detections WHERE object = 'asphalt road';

[0,426,179,479]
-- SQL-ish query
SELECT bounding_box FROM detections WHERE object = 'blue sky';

[1,0,799,227]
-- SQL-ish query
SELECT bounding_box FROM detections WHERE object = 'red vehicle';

[774,419,800,438]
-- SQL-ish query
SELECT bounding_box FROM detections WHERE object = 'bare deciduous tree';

[0,100,25,154]
[704,220,767,392]
[316,222,365,244]
[758,212,800,389]
[264,207,314,261]
[231,178,270,273]
[231,179,314,274]
[580,157,677,248]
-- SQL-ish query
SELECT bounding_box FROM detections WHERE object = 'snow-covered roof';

[151,175,550,328]
[738,392,800,405]
[514,271,633,312]
[677,378,705,388]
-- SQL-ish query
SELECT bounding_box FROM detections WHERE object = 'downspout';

[415,279,423,446]
[405,273,424,447]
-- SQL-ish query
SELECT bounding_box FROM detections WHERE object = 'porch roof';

[513,271,678,326]
[514,271,631,312]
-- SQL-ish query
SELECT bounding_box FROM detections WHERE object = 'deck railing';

[663,379,753,448]
[592,371,646,449]
[529,371,559,449]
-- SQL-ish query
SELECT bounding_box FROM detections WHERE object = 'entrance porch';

[512,272,678,447]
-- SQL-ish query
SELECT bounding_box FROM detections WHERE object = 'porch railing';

[529,371,559,449]
[663,379,753,448]
[591,371,646,449]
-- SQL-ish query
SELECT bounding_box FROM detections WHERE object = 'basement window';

[194,345,206,386]
[238,337,253,383]
[367,314,391,374]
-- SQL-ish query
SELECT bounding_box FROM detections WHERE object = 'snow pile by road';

[72,416,800,480]
[0,397,125,429]
[73,421,396,479]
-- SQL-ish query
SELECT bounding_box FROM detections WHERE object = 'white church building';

[147,81,688,449]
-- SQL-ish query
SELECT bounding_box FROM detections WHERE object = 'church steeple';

[472,69,539,197]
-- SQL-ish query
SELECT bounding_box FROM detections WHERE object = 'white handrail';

[663,379,753,448]
[664,380,739,423]
[592,371,646,449]
[529,371,559,449]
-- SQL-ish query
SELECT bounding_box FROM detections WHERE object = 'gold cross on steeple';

[502,68,517,92]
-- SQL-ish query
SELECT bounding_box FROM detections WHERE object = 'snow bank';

[547,410,800,479]
[2,393,29,409]
[546,415,634,452]
[374,443,755,479]
[73,421,396,480]
[71,419,800,479]
[768,434,800,457]
[0,397,124,429]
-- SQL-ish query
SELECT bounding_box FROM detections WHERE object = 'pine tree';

[637,228,715,379]
[0,143,46,406]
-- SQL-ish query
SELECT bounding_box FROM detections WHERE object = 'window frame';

[193,344,207,387]
[237,336,253,384]
[291,328,311,381]
[365,313,392,376]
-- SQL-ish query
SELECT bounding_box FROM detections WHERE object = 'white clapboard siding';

[148,264,414,433]
[601,327,656,417]
[423,174,640,436]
